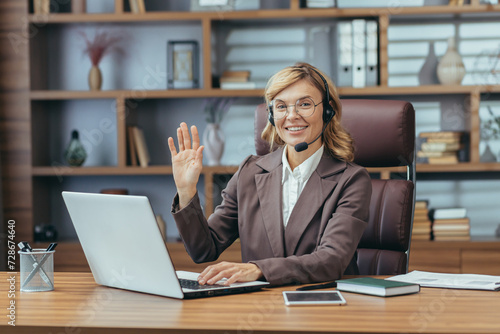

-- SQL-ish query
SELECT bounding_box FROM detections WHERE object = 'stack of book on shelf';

[127,126,150,167]
[219,71,256,90]
[306,0,336,8]
[416,131,468,164]
[412,200,432,241]
[129,0,146,13]
[430,207,470,241]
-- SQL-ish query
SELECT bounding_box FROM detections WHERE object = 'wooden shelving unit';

[19,0,500,270]
[27,4,500,24]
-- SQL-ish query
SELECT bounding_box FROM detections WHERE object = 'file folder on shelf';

[365,20,378,87]
[352,19,366,88]
[336,21,352,87]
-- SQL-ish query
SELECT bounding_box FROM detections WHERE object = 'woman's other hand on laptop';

[198,262,263,286]
[168,122,204,209]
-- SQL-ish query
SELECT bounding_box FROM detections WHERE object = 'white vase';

[437,37,466,85]
[418,42,439,85]
[203,123,225,166]
[480,143,497,162]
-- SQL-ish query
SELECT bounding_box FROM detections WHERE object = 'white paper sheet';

[387,270,500,291]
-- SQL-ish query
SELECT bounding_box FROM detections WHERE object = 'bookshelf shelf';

[31,165,241,176]
[29,85,500,101]
[29,89,265,100]
[28,5,500,24]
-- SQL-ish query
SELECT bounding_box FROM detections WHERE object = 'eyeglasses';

[271,97,323,120]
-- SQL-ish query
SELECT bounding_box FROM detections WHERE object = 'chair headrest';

[254,99,415,167]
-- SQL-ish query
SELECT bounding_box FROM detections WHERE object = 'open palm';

[168,123,204,204]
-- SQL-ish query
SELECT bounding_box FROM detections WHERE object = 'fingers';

[176,123,199,152]
[167,137,177,157]
[177,127,184,151]
[191,125,200,151]
[198,262,231,285]
[181,122,192,151]
[198,262,262,286]
[196,145,204,164]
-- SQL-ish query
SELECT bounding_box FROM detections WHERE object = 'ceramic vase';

[437,37,466,85]
[64,130,87,166]
[203,123,225,166]
[480,143,497,162]
[418,42,439,85]
[72,0,86,14]
[88,65,102,91]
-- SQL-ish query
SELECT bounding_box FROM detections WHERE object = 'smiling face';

[273,79,325,156]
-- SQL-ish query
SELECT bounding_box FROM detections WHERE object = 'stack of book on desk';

[336,277,420,297]
[430,207,470,241]
[416,131,468,164]
[412,200,432,241]
[219,70,256,89]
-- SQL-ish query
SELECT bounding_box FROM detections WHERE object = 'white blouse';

[281,145,324,227]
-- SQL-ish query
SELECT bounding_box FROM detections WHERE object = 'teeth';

[288,127,306,131]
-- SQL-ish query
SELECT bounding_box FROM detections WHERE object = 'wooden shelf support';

[116,97,127,167]
[378,14,389,87]
[114,0,124,14]
[470,88,481,164]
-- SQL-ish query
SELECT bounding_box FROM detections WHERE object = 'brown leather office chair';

[254,99,416,275]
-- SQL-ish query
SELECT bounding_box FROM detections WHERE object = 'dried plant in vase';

[79,30,123,91]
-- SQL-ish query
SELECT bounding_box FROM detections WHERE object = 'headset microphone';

[293,69,336,153]
[294,116,332,152]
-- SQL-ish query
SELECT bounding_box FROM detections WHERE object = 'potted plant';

[79,30,123,91]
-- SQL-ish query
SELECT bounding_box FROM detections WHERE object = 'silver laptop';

[62,191,269,299]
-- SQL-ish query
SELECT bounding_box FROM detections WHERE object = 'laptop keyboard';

[179,278,225,290]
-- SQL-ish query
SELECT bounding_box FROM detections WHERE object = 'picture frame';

[190,0,235,12]
[167,40,200,89]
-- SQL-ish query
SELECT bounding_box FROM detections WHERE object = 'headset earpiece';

[323,106,335,124]
[312,69,336,125]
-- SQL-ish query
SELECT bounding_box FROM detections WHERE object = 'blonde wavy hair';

[261,62,354,162]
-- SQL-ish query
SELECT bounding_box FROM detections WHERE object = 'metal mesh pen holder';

[19,249,55,292]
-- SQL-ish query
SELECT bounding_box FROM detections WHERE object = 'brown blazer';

[171,148,371,286]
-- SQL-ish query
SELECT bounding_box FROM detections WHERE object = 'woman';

[168,62,371,286]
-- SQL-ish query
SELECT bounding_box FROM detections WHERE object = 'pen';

[296,281,337,291]
[21,243,57,289]
[18,241,52,287]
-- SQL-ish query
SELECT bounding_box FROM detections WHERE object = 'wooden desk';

[1,272,499,334]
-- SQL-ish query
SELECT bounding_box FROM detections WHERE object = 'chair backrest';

[254,99,416,275]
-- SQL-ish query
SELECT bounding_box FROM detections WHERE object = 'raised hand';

[168,122,204,208]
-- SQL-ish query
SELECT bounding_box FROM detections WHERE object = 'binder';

[336,21,352,87]
[365,20,378,87]
[352,19,366,88]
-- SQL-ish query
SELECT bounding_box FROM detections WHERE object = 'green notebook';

[335,277,420,297]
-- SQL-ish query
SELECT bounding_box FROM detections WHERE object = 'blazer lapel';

[284,153,346,255]
[255,149,285,258]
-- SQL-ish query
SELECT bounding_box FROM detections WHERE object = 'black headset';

[268,69,336,126]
